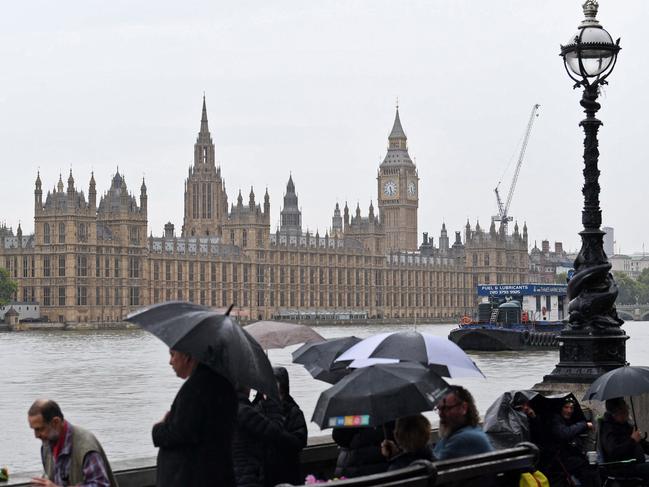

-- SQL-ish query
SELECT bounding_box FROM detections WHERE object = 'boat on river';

[449,283,568,351]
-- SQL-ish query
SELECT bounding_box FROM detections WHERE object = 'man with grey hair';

[27,399,117,487]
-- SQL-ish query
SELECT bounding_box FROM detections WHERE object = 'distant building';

[528,240,572,283]
[0,302,40,321]
[603,226,614,257]
[610,254,649,279]
[0,99,529,323]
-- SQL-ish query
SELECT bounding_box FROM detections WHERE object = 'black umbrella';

[312,362,449,429]
[292,336,361,384]
[583,365,649,426]
[126,301,278,399]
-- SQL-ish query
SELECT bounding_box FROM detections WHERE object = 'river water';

[1,321,648,473]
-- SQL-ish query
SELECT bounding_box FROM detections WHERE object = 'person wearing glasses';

[432,385,493,461]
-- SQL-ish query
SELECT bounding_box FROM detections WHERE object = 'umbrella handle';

[630,397,638,431]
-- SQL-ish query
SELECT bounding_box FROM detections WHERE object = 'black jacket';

[263,394,308,487]
[600,412,645,463]
[544,413,589,471]
[152,364,237,487]
[233,395,285,487]
[333,427,388,478]
[387,446,434,471]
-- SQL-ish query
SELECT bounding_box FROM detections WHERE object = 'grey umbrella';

[244,320,324,349]
[126,301,278,399]
[583,365,649,426]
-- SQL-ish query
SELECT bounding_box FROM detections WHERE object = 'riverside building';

[0,99,529,323]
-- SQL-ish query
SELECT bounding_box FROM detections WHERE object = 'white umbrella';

[335,331,485,378]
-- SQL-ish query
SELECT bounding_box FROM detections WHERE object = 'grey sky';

[1,1,647,254]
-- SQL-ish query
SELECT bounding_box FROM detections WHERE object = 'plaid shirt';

[46,422,110,487]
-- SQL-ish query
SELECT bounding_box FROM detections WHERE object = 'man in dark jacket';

[262,367,308,486]
[545,398,600,487]
[152,349,237,487]
[600,397,649,482]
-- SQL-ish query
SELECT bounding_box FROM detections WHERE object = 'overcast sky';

[1,1,647,254]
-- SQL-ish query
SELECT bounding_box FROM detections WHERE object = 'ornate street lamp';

[545,0,625,383]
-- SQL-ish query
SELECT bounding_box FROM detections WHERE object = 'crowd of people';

[25,347,499,487]
[510,395,649,487]
[26,349,308,487]
[27,346,649,487]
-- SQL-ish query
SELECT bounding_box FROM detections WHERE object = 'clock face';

[383,180,397,197]
[407,181,417,196]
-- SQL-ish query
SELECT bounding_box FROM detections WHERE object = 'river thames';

[1,321,648,473]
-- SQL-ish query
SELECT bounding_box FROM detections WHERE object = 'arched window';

[58,223,65,243]
[43,223,50,244]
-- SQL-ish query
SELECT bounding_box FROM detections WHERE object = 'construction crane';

[492,103,540,234]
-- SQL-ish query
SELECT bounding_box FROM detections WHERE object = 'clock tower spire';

[377,105,419,251]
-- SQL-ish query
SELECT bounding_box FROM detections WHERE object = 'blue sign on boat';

[477,284,568,297]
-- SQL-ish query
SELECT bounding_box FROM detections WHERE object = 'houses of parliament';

[0,98,529,323]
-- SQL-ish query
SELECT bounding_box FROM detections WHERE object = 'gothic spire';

[387,103,409,153]
[200,94,209,135]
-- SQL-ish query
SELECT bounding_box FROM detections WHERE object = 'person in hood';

[260,367,308,486]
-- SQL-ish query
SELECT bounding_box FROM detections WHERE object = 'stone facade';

[0,99,529,323]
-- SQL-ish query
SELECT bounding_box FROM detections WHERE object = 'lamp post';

[544,0,625,383]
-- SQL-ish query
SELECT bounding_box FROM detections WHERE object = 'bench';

[279,442,540,487]
[2,441,538,487]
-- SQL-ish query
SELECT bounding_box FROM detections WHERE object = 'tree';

[613,271,641,305]
[0,268,17,306]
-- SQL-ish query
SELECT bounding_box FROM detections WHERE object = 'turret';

[355,203,361,219]
[140,178,147,215]
[264,188,270,215]
[57,174,64,193]
[35,172,42,211]
[523,222,528,244]
[237,190,243,207]
[249,187,255,210]
[17,223,22,248]
[120,174,128,207]
[89,173,97,210]
[368,201,374,219]
[164,222,175,239]
[439,222,449,251]
[343,202,349,228]
[67,169,75,194]
[332,202,343,236]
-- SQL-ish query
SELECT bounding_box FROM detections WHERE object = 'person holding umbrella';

[600,397,649,482]
[152,349,238,487]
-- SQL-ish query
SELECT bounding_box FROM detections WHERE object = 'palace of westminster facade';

[0,99,529,323]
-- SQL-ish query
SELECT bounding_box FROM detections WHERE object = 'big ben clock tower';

[377,106,419,251]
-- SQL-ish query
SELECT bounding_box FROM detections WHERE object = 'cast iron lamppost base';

[544,0,624,384]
